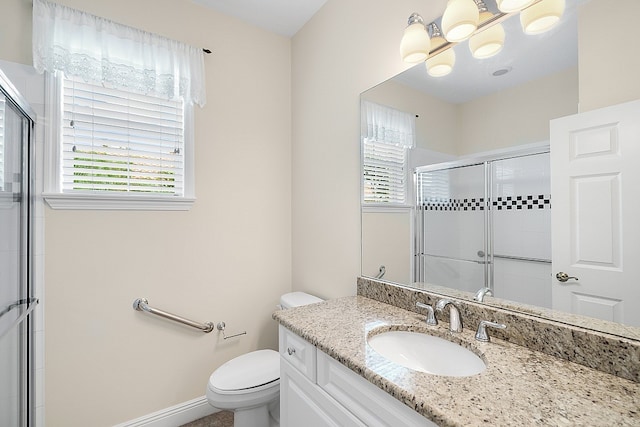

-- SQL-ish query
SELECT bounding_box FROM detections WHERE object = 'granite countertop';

[273,296,640,427]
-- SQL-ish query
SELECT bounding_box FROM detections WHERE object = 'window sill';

[361,204,412,213]
[43,193,195,211]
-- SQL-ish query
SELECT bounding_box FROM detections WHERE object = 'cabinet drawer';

[279,325,316,381]
[317,350,436,427]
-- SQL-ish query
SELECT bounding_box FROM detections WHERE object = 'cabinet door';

[280,359,365,427]
[317,350,436,427]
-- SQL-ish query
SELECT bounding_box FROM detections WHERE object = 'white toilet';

[206,292,322,427]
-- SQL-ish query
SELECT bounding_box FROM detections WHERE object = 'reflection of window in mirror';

[361,101,415,205]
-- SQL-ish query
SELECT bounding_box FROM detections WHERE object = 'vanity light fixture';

[520,0,566,34]
[496,0,536,13]
[469,0,505,58]
[426,23,456,77]
[400,13,431,63]
[441,0,480,42]
[401,0,567,78]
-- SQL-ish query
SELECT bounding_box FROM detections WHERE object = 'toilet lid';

[210,349,280,391]
[280,292,323,309]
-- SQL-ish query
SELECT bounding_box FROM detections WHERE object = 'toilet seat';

[208,349,280,393]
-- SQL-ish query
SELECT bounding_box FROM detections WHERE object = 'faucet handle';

[475,320,506,342]
[416,302,437,326]
[474,287,493,302]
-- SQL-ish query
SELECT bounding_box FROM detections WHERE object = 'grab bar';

[133,298,214,333]
[375,265,386,279]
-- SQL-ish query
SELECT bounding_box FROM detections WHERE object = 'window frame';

[43,72,195,210]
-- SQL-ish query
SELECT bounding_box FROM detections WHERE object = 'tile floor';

[181,410,233,427]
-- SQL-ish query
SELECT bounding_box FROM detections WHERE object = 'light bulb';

[520,0,566,35]
[469,12,505,59]
[441,0,479,42]
[400,15,431,63]
[426,37,456,77]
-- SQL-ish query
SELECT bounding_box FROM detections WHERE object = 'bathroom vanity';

[274,291,640,426]
[279,325,433,426]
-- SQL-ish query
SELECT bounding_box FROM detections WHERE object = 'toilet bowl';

[206,292,322,427]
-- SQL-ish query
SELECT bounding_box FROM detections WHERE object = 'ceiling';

[191,0,328,37]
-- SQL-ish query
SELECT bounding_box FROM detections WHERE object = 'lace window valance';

[32,0,206,107]
[361,101,415,148]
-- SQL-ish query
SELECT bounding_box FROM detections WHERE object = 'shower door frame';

[0,69,37,427]
[413,143,550,290]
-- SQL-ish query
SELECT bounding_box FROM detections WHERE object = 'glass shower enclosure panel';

[416,163,487,292]
[491,152,552,308]
[0,73,36,427]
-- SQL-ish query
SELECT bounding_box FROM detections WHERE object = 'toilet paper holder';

[216,322,247,340]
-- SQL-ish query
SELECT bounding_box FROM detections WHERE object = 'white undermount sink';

[367,330,486,377]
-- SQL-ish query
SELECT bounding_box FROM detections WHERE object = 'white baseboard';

[114,396,218,427]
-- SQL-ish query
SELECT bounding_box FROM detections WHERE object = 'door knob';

[556,272,579,282]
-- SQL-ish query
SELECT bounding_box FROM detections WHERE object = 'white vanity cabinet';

[279,325,436,427]
[279,325,364,426]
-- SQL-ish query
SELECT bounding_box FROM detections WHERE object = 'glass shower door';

[416,163,488,292]
[0,76,36,427]
[490,152,552,308]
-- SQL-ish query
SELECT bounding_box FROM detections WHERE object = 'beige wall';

[1,0,291,425]
[361,210,412,284]
[457,66,578,155]
[291,0,448,299]
[362,80,458,155]
[578,0,640,112]
[362,67,578,157]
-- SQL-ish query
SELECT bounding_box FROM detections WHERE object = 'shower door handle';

[556,272,579,283]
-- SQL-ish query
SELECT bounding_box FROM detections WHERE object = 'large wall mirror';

[360,0,640,341]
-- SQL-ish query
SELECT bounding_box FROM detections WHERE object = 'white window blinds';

[361,101,415,205]
[362,140,407,204]
[61,75,185,195]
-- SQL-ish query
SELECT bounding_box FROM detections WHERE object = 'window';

[44,74,195,210]
[62,75,185,195]
[362,139,408,204]
[361,101,415,206]
[33,0,205,210]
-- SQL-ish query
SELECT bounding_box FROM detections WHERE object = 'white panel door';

[550,99,640,326]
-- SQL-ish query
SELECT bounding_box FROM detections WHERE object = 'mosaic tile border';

[422,194,551,211]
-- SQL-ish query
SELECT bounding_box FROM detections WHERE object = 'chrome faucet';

[415,302,437,326]
[475,320,506,342]
[435,299,462,333]
[474,287,493,302]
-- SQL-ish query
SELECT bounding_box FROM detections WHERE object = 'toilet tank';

[279,292,323,309]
